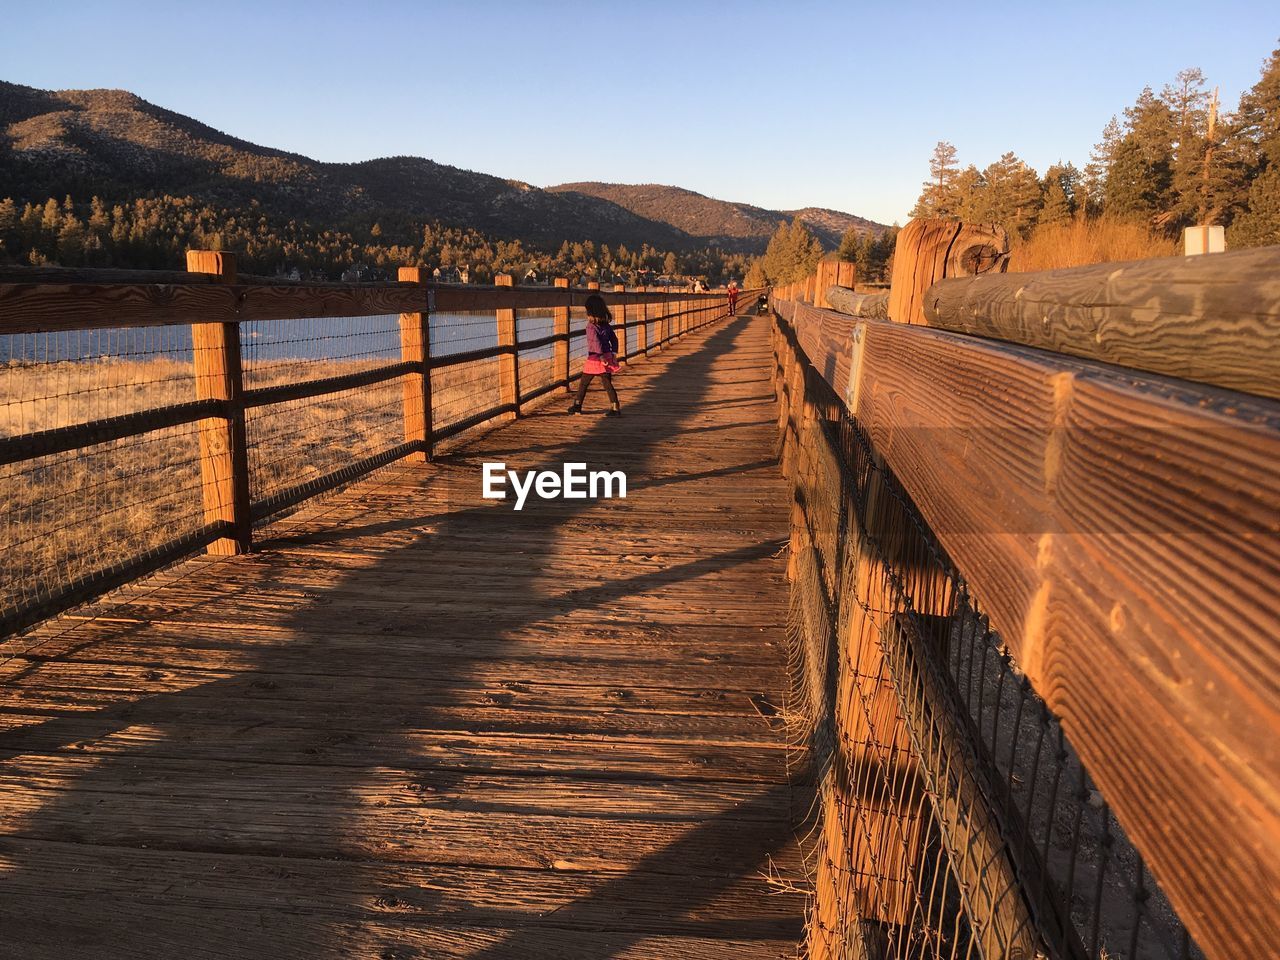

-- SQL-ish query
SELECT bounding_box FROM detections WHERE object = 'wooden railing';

[0,254,745,637]
[772,221,1279,960]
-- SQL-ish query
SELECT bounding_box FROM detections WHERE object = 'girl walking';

[569,294,622,416]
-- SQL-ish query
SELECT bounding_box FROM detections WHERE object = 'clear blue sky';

[5,1,1277,225]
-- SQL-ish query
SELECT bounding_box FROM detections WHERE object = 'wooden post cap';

[888,219,1009,325]
[186,250,237,283]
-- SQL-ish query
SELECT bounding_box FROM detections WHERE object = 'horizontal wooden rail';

[518,379,564,407]
[923,245,1280,399]
[243,361,419,409]
[0,275,736,335]
[0,265,280,285]
[0,522,230,638]
[0,399,224,466]
[249,441,422,524]
[431,404,520,444]
[771,294,1280,960]
[825,287,888,319]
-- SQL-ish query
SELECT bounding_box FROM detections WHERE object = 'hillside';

[0,81,882,255]
[547,182,886,249]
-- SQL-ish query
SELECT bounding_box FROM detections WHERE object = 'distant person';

[727,280,739,315]
[568,294,622,417]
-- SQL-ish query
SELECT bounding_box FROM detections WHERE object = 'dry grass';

[1008,215,1179,272]
[0,353,560,620]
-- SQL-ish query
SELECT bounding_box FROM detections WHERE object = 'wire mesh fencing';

[0,326,207,629]
[429,309,502,445]
[568,305,589,370]
[515,307,559,404]
[240,314,406,507]
[773,311,1204,960]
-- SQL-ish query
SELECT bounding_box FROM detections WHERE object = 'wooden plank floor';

[0,313,806,959]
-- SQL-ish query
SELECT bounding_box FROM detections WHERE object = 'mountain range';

[0,81,885,253]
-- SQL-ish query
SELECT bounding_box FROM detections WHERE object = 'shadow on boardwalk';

[0,316,808,958]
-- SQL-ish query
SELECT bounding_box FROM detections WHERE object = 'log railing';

[0,255,745,637]
[772,221,1278,960]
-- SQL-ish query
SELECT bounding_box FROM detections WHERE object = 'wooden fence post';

[836,260,857,289]
[186,250,251,555]
[638,287,649,357]
[553,277,570,392]
[816,255,840,308]
[887,218,1010,325]
[613,283,627,361]
[495,273,520,419]
[397,266,432,461]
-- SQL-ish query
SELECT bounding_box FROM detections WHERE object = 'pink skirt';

[583,354,621,375]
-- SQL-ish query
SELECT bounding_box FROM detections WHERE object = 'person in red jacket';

[727,280,740,315]
[568,294,622,416]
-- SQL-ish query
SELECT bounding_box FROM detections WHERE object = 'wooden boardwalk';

[0,313,805,959]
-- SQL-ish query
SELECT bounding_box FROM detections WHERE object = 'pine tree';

[1040,163,1079,225]
[1111,87,1176,224]
[1161,68,1213,227]
[88,196,110,234]
[759,220,823,284]
[1106,134,1162,218]
[1232,163,1280,245]
[1232,44,1280,245]
[56,217,88,266]
[975,152,1043,237]
[836,227,861,261]
[911,141,962,217]
[1083,117,1123,214]
[951,166,986,222]
[1234,45,1280,166]
[40,197,61,234]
